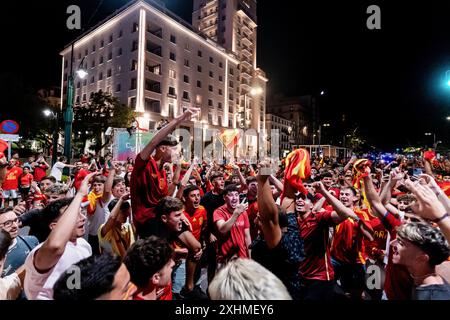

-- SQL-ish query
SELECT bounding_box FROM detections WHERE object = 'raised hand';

[78,172,99,197]
[312,181,326,194]
[405,179,446,221]
[179,106,201,122]
[256,159,273,182]
[234,199,249,217]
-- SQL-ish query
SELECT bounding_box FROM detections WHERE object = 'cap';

[156,134,179,147]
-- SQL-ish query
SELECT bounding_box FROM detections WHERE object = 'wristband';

[433,213,449,224]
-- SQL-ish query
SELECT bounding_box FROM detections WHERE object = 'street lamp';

[43,109,59,166]
[64,44,88,161]
[446,116,450,121]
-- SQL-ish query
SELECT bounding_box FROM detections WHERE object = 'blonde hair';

[208,259,292,300]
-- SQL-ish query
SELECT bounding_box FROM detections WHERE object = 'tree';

[73,90,136,155]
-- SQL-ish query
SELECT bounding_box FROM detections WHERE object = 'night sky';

[1,0,449,150]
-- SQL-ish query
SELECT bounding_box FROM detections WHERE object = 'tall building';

[60,0,267,157]
[265,114,295,157]
[267,95,314,146]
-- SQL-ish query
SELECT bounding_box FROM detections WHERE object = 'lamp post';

[43,109,59,166]
[63,43,88,161]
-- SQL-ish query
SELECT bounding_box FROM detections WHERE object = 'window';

[218,89,223,95]
[92,44,96,53]
[99,72,103,80]
[229,93,234,100]
[229,68,234,75]
[182,91,190,101]
[76,82,80,88]
[108,51,112,60]
[197,80,202,88]
[218,115,222,125]
[78,52,81,60]
[147,63,161,75]
[219,62,223,68]
[116,83,121,92]
[107,69,112,77]
[76,96,80,104]
[100,40,104,48]
[197,65,202,72]
[109,34,113,43]
[132,40,138,51]
[169,103,175,118]
[208,99,213,107]
[208,113,213,123]
[209,56,214,63]
[130,78,137,90]
[184,75,190,83]
[85,49,88,56]
[131,60,137,71]
[83,79,87,86]
[99,56,104,64]
[82,94,87,102]
[170,52,176,61]
[117,48,122,56]
[170,35,176,43]
[229,119,233,127]
[219,75,223,82]
[218,102,223,109]
[184,59,190,67]
[119,30,123,38]
[222,15,226,21]
[168,86,176,97]
[209,71,214,78]
[185,42,190,51]
[169,69,176,79]
[145,79,161,93]
[209,85,213,92]
[132,23,139,33]
[91,60,95,68]
[229,81,234,88]
[198,50,202,57]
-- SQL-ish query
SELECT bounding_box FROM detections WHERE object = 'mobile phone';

[413,168,423,176]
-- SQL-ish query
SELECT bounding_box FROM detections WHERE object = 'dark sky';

[1,0,450,150]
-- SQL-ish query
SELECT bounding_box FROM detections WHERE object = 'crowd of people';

[1,107,450,300]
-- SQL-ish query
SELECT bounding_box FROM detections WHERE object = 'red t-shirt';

[33,164,48,182]
[19,173,33,188]
[73,169,90,190]
[157,283,173,300]
[2,166,23,190]
[331,208,370,265]
[131,155,168,226]
[184,206,207,241]
[380,212,414,300]
[363,214,389,262]
[213,204,250,263]
[299,210,336,281]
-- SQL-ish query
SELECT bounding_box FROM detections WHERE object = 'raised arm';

[100,193,129,237]
[362,171,389,219]
[256,161,281,249]
[34,172,97,272]
[232,164,247,192]
[102,162,117,203]
[140,107,199,161]
[268,174,284,193]
[216,201,248,235]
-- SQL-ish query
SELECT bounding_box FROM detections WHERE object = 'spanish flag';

[284,148,311,194]
[437,181,450,197]
[353,159,371,209]
[218,129,240,150]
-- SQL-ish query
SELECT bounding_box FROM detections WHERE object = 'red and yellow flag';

[284,148,311,194]
[218,129,240,150]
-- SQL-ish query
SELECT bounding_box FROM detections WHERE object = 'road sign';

[0,120,20,134]
[0,134,20,142]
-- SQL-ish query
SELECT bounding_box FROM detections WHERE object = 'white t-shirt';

[87,197,112,236]
[0,273,21,300]
[50,162,66,181]
[24,238,92,300]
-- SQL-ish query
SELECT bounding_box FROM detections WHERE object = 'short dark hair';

[112,177,125,188]
[93,175,107,184]
[0,207,14,216]
[58,156,67,163]
[320,172,333,179]
[340,186,357,196]
[53,253,122,300]
[182,184,200,199]
[41,198,74,227]
[209,172,224,183]
[223,184,239,195]
[41,176,57,183]
[246,176,257,185]
[107,198,130,212]
[155,197,183,219]
[0,230,12,261]
[124,236,173,288]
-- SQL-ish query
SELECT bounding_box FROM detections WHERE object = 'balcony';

[241,35,253,47]
[147,25,163,39]
[201,9,218,20]
[241,21,252,34]
[241,46,252,57]
[145,79,161,94]
[201,20,217,32]
[242,59,252,69]
[146,41,162,57]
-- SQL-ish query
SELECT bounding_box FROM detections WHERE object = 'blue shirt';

[2,236,39,277]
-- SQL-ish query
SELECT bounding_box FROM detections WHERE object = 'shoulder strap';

[18,236,33,251]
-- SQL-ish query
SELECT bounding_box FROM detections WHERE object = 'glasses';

[0,217,19,228]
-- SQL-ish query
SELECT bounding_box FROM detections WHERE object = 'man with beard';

[214,184,250,269]
[0,207,39,277]
[131,107,199,237]
[24,173,95,300]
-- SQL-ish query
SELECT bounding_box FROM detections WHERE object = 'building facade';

[60,0,267,158]
[267,95,314,147]
[265,114,295,157]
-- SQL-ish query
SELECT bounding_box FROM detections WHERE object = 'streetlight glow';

[447,116,450,121]
[250,87,263,96]
[320,91,325,96]
[43,109,51,117]
[76,69,88,79]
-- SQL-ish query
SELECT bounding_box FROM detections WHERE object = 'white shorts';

[2,189,18,199]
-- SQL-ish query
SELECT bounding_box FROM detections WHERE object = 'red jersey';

[157,283,173,300]
[331,208,370,265]
[363,214,389,262]
[299,210,336,281]
[33,164,48,182]
[381,212,414,300]
[213,204,250,263]
[131,155,168,226]
[2,166,23,190]
[184,206,207,241]
[73,169,90,190]
[19,173,33,188]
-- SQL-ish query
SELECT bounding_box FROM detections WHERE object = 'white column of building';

[136,9,146,114]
